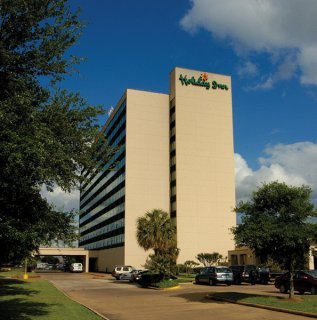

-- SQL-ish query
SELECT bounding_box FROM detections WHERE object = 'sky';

[42,0,317,211]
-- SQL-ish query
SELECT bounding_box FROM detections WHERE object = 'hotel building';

[79,67,236,272]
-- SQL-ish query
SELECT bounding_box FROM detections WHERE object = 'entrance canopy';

[37,247,89,272]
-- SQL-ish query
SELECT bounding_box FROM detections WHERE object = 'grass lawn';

[0,269,103,320]
[211,292,317,314]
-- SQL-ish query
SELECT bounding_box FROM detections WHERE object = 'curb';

[206,294,317,318]
[149,285,181,291]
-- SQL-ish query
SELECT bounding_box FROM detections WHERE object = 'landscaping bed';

[138,272,195,289]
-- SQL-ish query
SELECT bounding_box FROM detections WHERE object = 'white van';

[70,263,83,272]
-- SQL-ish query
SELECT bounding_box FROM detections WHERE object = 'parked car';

[119,269,146,281]
[70,263,83,272]
[131,270,150,283]
[258,266,284,283]
[195,266,233,286]
[36,262,49,270]
[229,264,264,284]
[275,270,317,295]
[112,265,135,280]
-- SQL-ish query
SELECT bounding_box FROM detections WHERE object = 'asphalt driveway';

[39,272,312,320]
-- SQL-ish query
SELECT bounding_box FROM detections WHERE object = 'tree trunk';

[289,270,295,299]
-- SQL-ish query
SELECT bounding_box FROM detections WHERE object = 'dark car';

[258,266,283,283]
[275,270,317,295]
[229,264,261,284]
[195,266,233,286]
[132,270,148,282]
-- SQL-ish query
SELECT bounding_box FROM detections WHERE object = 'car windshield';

[307,270,317,278]
[216,267,230,273]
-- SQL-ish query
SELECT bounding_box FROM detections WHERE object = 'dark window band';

[80,211,124,236]
[80,195,125,228]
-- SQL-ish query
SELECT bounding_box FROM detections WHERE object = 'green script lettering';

[179,74,228,91]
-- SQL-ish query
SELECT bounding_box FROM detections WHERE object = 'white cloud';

[237,61,258,78]
[235,142,317,204]
[298,45,317,85]
[41,185,79,212]
[181,0,317,86]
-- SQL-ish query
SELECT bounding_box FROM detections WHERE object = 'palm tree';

[136,209,176,255]
[136,209,179,275]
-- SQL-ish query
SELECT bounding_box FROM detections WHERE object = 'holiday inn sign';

[179,73,229,91]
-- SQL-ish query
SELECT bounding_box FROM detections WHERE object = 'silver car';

[119,269,141,281]
[195,266,233,286]
[112,265,135,280]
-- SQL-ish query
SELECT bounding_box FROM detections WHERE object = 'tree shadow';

[174,291,277,305]
[0,279,39,296]
[0,279,51,319]
[174,291,224,304]
[209,292,266,302]
[0,299,50,319]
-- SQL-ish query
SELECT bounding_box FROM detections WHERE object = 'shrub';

[193,266,203,274]
[138,273,164,287]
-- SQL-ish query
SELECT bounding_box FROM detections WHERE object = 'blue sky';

[43,0,317,209]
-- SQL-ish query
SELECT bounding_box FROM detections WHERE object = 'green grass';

[0,267,33,277]
[177,273,196,280]
[211,292,317,314]
[0,271,103,320]
[151,275,195,288]
[151,279,179,288]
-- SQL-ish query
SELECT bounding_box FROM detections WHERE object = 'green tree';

[136,209,179,275]
[196,252,222,266]
[196,253,212,266]
[210,252,223,265]
[232,181,317,299]
[0,0,114,264]
[183,260,199,274]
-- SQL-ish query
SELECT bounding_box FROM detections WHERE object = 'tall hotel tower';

[79,68,236,271]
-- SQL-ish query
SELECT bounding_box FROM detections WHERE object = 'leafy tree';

[0,0,114,264]
[196,252,223,266]
[137,209,179,276]
[196,253,212,266]
[232,181,317,299]
[210,252,223,265]
[183,260,199,274]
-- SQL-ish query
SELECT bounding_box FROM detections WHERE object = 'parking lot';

[38,272,313,320]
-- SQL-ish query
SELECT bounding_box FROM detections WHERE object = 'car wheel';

[226,283,231,286]
[299,290,305,295]
[311,286,317,295]
[279,284,288,294]
[209,279,214,286]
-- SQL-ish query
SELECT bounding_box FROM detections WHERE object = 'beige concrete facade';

[80,67,236,271]
[88,247,124,272]
[170,67,236,262]
[228,246,260,266]
[124,89,170,268]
